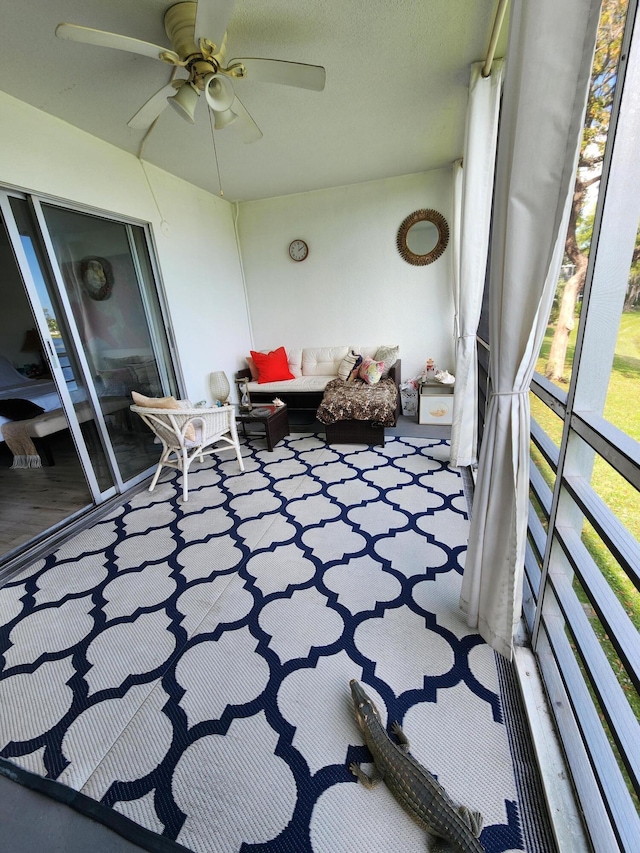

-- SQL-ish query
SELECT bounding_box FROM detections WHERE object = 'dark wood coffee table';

[235,404,290,451]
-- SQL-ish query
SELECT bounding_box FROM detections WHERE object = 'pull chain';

[139,158,170,235]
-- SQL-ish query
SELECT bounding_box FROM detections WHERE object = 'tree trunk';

[624,278,640,311]
[545,254,588,382]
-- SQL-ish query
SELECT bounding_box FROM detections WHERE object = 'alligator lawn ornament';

[349,679,486,853]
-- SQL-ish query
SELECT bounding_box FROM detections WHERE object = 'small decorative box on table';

[418,382,454,425]
[235,404,290,451]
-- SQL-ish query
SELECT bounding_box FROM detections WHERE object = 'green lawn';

[532,311,640,723]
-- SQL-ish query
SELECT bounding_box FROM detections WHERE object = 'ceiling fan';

[55,0,326,143]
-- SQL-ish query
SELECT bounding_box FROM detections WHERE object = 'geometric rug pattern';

[0,434,525,852]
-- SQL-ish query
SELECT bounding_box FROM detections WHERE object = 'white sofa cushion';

[299,346,378,376]
[287,348,303,378]
[301,346,349,376]
[244,375,333,394]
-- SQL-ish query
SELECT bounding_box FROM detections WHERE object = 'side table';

[418,382,454,425]
[235,404,290,451]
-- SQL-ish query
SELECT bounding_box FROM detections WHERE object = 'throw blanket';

[1,419,41,468]
[316,377,398,426]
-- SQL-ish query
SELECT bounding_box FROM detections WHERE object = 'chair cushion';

[131,391,195,441]
[250,347,295,384]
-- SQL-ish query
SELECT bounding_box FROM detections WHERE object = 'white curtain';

[451,160,463,347]
[460,0,602,659]
[450,61,504,469]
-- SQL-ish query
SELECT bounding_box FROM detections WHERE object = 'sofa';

[236,345,401,446]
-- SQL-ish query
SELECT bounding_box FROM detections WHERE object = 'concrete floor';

[0,774,146,852]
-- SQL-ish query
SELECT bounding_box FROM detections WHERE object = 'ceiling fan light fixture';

[168,81,199,123]
[204,73,235,112]
[213,107,238,129]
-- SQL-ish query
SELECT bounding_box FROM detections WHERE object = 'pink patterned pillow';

[358,357,384,385]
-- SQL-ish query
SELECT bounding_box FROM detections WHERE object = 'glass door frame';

[124,224,177,396]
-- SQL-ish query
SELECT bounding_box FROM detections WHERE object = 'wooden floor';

[0,432,93,558]
[0,420,159,561]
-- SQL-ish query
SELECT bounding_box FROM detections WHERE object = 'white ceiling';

[0,0,508,203]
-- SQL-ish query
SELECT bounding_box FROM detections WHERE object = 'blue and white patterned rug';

[0,434,536,852]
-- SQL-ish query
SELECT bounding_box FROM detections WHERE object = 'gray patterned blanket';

[316,377,398,426]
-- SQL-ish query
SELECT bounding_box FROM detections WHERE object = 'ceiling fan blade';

[55,23,179,63]
[128,83,177,130]
[194,0,235,51]
[229,58,326,91]
[228,95,263,144]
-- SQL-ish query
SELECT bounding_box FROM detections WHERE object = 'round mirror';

[406,220,440,256]
[397,209,449,266]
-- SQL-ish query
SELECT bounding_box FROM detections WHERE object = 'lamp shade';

[213,107,238,130]
[209,370,230,404]
[21,329,42,353]
[168,82,199,123]
[204,73,235,112]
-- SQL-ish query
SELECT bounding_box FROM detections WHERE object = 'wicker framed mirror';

[396,209,449,266]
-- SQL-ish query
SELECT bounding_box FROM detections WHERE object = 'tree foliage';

[545,0,630,381]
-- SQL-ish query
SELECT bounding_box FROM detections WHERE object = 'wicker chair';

[130,404,244,501]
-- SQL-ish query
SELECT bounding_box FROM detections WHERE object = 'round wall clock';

[289,239,309,262]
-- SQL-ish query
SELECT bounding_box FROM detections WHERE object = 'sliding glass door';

[33,200,179,484]
[0,190,180,564]
[0,205,94,558]
[8,197,117,496]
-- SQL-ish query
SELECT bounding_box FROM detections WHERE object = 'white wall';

[0,92,251,404]
[237,169,455,382]
[0,93,456,397]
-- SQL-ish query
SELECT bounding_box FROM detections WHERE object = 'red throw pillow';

[250,347,294,384]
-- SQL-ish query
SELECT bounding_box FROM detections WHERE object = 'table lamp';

[209,371,230,405]
[21,328,45,375]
